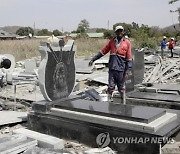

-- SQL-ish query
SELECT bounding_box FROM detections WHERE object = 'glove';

[89,60,94,66]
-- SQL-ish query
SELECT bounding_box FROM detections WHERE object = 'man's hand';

[125,71,132,79]
[89,60,94,66]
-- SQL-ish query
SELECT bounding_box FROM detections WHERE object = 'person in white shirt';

[47,32,59,44]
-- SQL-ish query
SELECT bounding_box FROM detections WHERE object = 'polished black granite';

[132,48,144,85]
[29,100,180,154]
[45,50,76,100]
[28,112,160,154]
[126,48,144,92]
[38,41,76,101]
[53,99,166,123]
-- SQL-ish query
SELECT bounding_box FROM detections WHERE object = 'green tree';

[169,0,180,24]
[76,19,90,33]
[96,28,107,33]
[52,29,62,36]
[132,22,139,29]
[169,0,179,4]
[16,27,34,36]
[103,30,114,39]
[36,29,52,36]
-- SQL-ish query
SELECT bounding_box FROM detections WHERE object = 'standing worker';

[168,37,175,58]
[161,36,167,59]
[89,25,132,102]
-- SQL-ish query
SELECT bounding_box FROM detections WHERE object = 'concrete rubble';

[0,46,179,153]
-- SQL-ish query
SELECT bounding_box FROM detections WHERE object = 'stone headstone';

[133,48,144,85]
[38,40,76,101]
[126,48,144,92]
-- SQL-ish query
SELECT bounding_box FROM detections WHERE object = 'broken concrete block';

[73,82,80,92]
[0,138,37,154]
[138,87,145,92]
[85,147,115,154]
[24,59,36,74]
[176,78,180,82]
[0,111,27,126]
[145,87,158,93]
[161,141,180,154]
[13,128,64,149]
[6,72,13,84]
[0,134,37,154]
[99,94,108,102]
[0,134,27,148]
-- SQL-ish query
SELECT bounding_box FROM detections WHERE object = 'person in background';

[89,25,132,102]
[47,32,59,44]
[161,36,167,59]
[0,55,11,88]
[168,37,175,58]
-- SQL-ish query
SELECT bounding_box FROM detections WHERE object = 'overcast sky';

[0,0,179,32]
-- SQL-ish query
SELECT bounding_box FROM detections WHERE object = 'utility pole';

[108,20,109,30]
[61,27,63,33]
[33,22,35,35]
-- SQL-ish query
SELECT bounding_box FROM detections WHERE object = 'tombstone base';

[28,97,180,154]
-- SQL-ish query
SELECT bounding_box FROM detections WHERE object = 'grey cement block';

[145,87,158,93]
[24,59,37,74]
[85,147,115,154]
[13,128,64,149]
[177,78,180,82]
[162,142,180,154]
[0,137,37,154]
[0,134,27,148]
[0,111,27,126]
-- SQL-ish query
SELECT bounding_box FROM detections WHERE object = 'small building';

[0,30,17,40]
[67,33,104,39]
[87,33,104,38]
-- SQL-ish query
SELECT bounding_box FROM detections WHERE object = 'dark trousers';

[161,48,164,59]
[170,48,173,57]
[108,70,125,94]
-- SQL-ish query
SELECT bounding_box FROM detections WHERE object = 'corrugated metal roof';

[69,33,104,38]
[69,33,80,38]
[87,33,104,38]
[0,29,17,37]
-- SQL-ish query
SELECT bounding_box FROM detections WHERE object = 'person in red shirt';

[89,25,132,101]
[168,38,175,58]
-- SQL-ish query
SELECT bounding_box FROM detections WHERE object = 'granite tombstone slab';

[38,40,76,101]
[28,98,180,154]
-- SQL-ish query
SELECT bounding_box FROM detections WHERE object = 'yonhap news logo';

[96,132,175,147]
[96,132,111,148]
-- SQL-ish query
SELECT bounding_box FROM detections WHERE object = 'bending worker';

[89,25,132,102]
